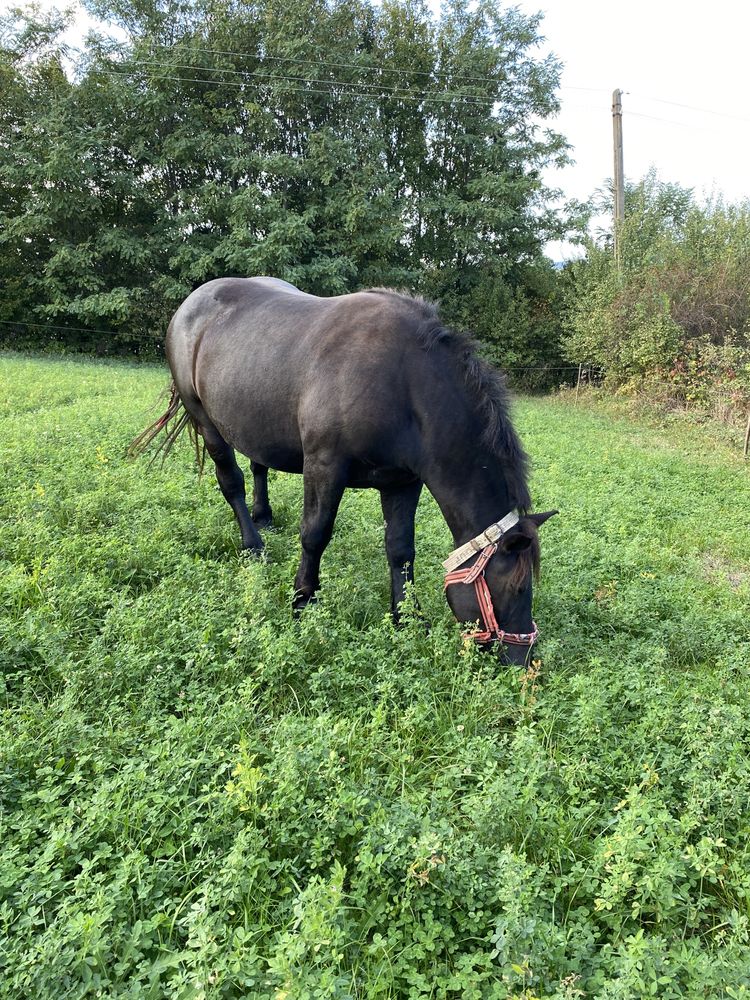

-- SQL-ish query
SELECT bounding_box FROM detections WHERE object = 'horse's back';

[165,277,427,472]
[167,277,416,387]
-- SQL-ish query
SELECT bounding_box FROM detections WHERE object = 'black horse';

[132,276,556,662]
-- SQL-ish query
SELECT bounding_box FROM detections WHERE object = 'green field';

[2,352,750,999]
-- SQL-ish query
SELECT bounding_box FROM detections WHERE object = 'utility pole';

[612,88,625,267]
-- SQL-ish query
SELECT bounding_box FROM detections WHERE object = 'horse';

[131,276,556,663]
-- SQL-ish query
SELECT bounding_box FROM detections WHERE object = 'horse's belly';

[221,421,304,474]
[347,464,420,489]
[243,445,304,475]
[199,381,304,473]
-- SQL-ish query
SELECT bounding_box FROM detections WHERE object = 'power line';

[559,85,610,94]
[16,30,747,124]
[122,59,505,103]
[626,110,694,128]
[131,44,605,97]
[626,110,730,133]
[0,318,130,337]
[84,42,606,101]
[107,66,506,107]
[53,39,750,124]
[551,102,737,134]
[128,45,510,87]
[564,102,612,112]
[112,71,494,107]
[105,47,750,123]
[629,92,750,124]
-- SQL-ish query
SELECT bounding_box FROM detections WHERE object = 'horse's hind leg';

[201,425,263,553]
[380,481,423,623]
[251,462,273,528]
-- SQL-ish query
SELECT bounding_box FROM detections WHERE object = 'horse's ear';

[526,510,558,528]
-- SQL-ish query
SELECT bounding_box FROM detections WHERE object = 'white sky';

[514,0,750,257]
[28,0,750,259]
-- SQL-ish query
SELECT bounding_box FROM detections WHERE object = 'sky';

[27,0,750,259]
[513,0,750,257]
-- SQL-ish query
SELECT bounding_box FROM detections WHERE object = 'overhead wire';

[0,318,134,337]
[24,28,747,124]
[37,36,748,125]
[113,60,506,105]
[126,44,608,97]
[101,56,562,112]
[107,69,505,107]
[120,44,580,91]
[540,101,740,134]
[139,45,502,85]
[628,92,750,124]
[101,60,743,131]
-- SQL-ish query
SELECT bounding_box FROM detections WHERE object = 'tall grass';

[1,353,749,998]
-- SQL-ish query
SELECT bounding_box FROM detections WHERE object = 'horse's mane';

[366,288,532,512]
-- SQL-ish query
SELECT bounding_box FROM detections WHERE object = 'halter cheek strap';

[443,529,539,647]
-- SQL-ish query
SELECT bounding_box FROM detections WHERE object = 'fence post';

[575,363,583,405]
[744,412,750,459]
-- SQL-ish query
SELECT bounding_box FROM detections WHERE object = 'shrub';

[564,171,750,423]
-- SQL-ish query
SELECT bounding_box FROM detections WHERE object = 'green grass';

[1,351,750,999]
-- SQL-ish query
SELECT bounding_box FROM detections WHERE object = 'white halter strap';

[442,509,520,573]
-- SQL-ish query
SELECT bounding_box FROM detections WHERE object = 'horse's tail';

[128,381,205,469]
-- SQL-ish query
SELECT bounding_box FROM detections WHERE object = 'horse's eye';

[502,535,533,554]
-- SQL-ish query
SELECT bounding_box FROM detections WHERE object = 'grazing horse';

[131,276,556,662]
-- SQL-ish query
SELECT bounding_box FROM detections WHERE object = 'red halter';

[444,543,538,646]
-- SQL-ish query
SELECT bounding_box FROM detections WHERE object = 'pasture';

[1,352,750,999]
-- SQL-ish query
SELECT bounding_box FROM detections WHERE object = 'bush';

[564,171,750,423]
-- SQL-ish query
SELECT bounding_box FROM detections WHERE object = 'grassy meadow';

[1,352,750,999]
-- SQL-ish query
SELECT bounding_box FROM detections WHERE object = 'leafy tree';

[0,6,74,331]
[0,0,576,364]
[564,170,750,416]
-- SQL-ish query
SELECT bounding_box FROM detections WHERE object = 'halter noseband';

[443,511,538,647]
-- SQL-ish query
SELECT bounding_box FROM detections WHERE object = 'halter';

[443,512,538,647]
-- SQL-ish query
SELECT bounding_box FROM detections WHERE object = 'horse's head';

[444,510,557,665]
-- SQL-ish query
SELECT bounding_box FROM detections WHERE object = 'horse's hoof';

[292,594,318,618]
[239,546,264,561]
[252,514,273,529]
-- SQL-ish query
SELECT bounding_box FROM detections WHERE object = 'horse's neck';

[412,356,523,546]
[422,453,515,548]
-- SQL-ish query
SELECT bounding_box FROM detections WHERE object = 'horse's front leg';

[293,457,349,614]
[380,481,423,624]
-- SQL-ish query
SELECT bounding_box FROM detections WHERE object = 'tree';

[0,7,74,331]
[0,0,576,362]
[563,170,750,416]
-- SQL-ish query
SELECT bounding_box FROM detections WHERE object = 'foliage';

[0,0,575,370]
[2,353,750,997]
[564,170,750,421]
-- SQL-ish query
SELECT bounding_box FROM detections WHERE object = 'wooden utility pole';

[612,88,625,266]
